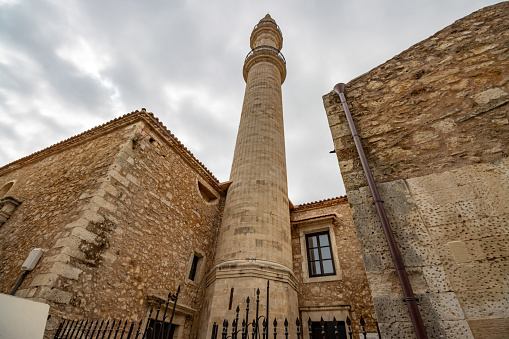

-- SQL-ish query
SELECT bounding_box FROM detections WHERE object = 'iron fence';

[211,281,381,339]
[54,286,179,339]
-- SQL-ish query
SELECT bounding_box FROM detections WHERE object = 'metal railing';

[244,46,286,65]
[253,20,282,36]
[54,286,180,339]
[210,281,381,339]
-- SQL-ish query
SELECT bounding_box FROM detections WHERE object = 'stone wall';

[0,111,225,338]
[323,2,509,338]
[290,197,377,337]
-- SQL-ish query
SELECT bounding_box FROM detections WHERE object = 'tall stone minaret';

[202,14,298,336]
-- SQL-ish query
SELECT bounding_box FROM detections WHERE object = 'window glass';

[321,247,331,259]
[311,262,321,275]
[309,248,319,261]
[319,234,329,246]
[322,260,334,274]
[189,255,200,281]
[307,235,318,248]
[305,231,336,278]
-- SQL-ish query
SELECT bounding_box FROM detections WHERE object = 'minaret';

[202,15,298,336]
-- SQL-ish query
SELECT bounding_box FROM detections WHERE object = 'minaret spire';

[202,15,297,337]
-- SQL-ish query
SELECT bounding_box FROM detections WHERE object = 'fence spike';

[106,320,115,339]
[126,321,135,339]
[85,320,97,339]
[76,319,86,338]
[360,316,367,339]
[308,317,313,337]
[58,319,69,339]
[273,318,277,339]
[95,320,105,339]
[143,307,154,336]
[296,317,301,339]
[211,322,217,339]
[64,319,75,339]
[54,320,64,339]
[346,316,353,339]
[245,296,250,334]
[100,320,110,339]
[112,319,122,339]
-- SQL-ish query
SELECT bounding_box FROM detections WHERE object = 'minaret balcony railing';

[245,46,286,65]
[253,20,282,36]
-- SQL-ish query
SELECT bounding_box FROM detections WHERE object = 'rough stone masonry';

[323,2,509,339]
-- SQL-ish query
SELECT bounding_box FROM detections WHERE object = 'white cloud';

[0,0,503,203]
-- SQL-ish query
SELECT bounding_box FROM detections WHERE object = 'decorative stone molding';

[0,196,21,226]
[205,259,299,291]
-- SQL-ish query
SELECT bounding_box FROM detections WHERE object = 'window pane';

[321,247,331,259]
[319,234,329,246]
[322,260,334,274]
[309,248,319,261]
[307,235,318,248]
[310,261,321,276]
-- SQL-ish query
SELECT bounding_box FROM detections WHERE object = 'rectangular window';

[305,231,336,277]
[188,255,200,281]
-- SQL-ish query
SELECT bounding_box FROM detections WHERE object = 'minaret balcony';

[243,45,287,83]
[244,45,286,65]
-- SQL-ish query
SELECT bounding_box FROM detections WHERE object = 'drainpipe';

[333,83,428,339]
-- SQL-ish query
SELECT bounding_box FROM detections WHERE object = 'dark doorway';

[146,319,176,339]
[310,321,347,339]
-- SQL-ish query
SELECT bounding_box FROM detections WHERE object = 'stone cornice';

[291,213,337,227]
[0,110,224,194]
[243,50,287,84]
[291,196,348,211]
[205,259,299,291]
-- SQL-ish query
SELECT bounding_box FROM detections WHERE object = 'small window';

[198,181,218,202]
[305,231,336,277]
[0,181,14,198]
[188,255,200,281]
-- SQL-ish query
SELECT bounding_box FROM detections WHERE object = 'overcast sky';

[0,0,502,204]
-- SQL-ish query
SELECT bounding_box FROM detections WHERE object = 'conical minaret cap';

[250,14,283,50]
[259,14,276,24]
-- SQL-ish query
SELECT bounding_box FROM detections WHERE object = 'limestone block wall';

[290,198,376,337]
[0,111,225,338]
[0,126,122,295]
[323,2,509,338]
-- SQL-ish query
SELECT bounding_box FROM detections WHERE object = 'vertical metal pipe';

[333,83,428,339]
[9,271,29,295]
[266,280,269,336]
[255,289,260,338]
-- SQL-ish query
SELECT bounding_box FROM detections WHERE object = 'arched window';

[0,181,14,198]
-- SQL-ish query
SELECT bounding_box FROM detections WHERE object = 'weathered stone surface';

[323,2,509,338]
[290,198,377,337]
[0,112,225,338]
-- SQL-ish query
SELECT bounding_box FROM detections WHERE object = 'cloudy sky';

[0,0,501,204]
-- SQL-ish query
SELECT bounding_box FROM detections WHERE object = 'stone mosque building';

[1,2,508,339]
